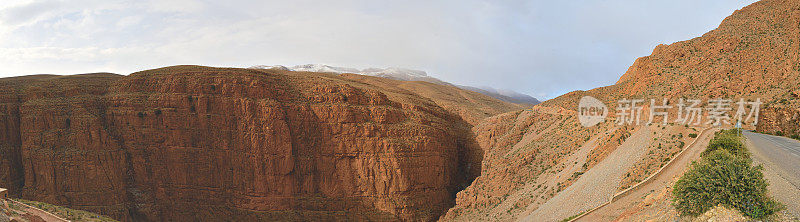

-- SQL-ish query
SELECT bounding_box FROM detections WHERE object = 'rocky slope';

[0,66,523,221]
[4,0,800,221]
[443,0,800,220]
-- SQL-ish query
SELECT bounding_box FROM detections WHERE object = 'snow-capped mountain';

[361,67,427,78]
[248,65,289,70]
[287,65,430,80]
[249,64,540,105]
[456,85,541,105]
[290,64,360,74]
[250,64,450,85]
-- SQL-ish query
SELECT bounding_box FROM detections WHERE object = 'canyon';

[2,0,800,221]
[0,66,523,221]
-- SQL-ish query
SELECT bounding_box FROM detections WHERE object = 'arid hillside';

[3,0,800,221]
[0,66,523,221]
[443,0,800,221]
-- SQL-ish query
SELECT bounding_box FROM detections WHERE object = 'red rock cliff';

[0,66,523,221]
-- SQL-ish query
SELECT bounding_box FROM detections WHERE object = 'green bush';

[688,133,698,138]
[701,130,748,158]
[673,149,782,219]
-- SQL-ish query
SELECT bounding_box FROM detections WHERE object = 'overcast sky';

[0,0,758,99]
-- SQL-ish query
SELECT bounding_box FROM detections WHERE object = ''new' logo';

[578,96,607,127]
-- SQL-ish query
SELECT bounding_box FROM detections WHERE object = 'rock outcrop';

[758,105,800,136]
[0,66,523,221]
[444,0,800,220]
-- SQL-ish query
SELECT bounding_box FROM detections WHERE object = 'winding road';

[575,130,800,221]
[575,128,716,221]
[743,131,800,217]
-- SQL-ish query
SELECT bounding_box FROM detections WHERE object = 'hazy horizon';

[0,0,758,100]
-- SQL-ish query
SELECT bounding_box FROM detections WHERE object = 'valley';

[2,0,800,221]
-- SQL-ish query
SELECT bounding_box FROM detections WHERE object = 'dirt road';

[576,128,716,221]
[7,199,69,222]
[520,126,655,221]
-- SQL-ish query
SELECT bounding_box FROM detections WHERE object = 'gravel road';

[521,126,654,221]
[575,128,715,221]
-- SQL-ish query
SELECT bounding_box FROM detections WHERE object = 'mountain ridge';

[250,64,541,105]
[443,0,800,220]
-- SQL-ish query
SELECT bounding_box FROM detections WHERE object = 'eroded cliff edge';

[0,66,524,221]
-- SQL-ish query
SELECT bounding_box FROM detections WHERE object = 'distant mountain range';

[250,64,540,105]
[455,85,541,106]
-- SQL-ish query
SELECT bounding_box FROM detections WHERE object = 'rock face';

[758,105,800,136]
[0,73,125,216]
[0,66,523,221]
[444,0,800,220]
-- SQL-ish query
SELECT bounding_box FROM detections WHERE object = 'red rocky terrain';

[5,1,800,221]
[444,0,800,220]
[0,66,524,221]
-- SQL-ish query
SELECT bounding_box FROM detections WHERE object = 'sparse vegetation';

[620,128,688,190]
[673,130,782,219]
[559,211,585,222]
[701,129,748,158]
[12,199,118,222]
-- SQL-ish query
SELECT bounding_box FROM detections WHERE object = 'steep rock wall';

[0,66,521,221]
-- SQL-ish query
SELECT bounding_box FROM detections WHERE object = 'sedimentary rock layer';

[0,66,522,221]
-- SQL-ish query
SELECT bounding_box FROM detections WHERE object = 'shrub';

[702,130,748,158]
[673,149,782,219]
[688,133,698,138]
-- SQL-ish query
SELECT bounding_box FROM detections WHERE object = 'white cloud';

[0,0,759,99]
[146,0,205,13]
